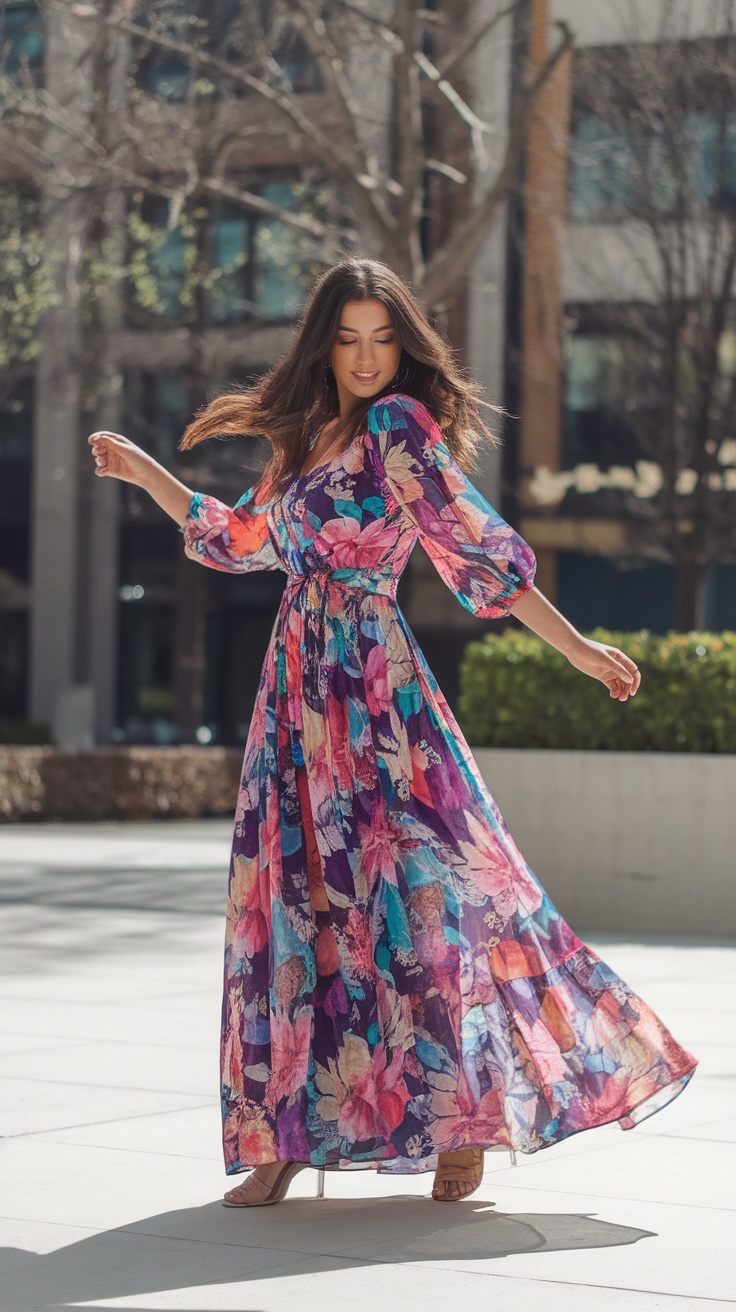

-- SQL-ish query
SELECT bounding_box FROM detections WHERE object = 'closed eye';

[338,338,395,345]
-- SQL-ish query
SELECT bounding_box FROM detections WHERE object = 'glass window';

[571,110,736,221]
[209,209,250,324]
[569,117,634,221]
[562,332,645,471]
[149,226,187,320]
[127,197,191,323]
[270,24,322,93]
[253,181,315,320]
[1,2,43,83]
[139,0,266,101]
[127,180,321,325]
[725,116,736,198]
[122,372,191,464]
[558,552,676,634]
[137,0,203,101]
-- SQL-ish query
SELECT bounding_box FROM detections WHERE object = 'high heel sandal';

[431,1147,485,1202]
[223,1162,326,1207]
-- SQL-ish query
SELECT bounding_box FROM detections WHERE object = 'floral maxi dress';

[182,392,697,1176]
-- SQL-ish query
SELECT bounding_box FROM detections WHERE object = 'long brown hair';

[179,258,501,497]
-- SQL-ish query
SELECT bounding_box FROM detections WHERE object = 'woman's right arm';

[87,430,283,574]
[89,430,193,523]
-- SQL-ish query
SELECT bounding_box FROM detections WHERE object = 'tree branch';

[421,19,574,307]
[49,0,397,240]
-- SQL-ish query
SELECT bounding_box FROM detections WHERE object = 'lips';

[352,372,380,383]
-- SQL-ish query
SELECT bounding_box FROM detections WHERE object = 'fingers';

[88,432,122,477]
[610,647,641,692]
[604,652,635,685]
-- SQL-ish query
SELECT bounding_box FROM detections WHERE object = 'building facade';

[511,0,736,635]
[2,0,734,748]
[0,1,519,746]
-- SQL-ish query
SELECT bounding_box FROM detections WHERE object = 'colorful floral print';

[182,392,697,1176]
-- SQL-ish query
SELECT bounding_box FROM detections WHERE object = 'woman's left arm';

[508,585,640,702]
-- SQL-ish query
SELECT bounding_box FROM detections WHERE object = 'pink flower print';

[315,1033,410,1142]
[382,439,425,505]
[227,854,269,958]
[314,515,396,569]
[515,1015,570,1087]
[456,809,519,913]
[224,1096,278,1168]
[365,644,391,717]
[355,800,401,899]
[265,1007,313,1111]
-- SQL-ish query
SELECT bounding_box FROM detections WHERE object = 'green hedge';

[456,628,736,752]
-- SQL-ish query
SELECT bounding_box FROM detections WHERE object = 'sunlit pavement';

[0,820,733,1311]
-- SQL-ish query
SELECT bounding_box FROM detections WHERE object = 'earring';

[393,362,409,389]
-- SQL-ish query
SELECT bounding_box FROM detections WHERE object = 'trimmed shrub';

[457,628,736,752]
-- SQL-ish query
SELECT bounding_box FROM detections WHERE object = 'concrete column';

[466,1,516,511]
[518,0,572,600]
[28,7,92,729]
[80,26,131,742]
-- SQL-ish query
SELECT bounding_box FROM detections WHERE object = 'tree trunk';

[173,549,207,739]
[674,558,709,632]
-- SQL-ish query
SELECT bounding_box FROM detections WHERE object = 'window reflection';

[127,182,320,326]
[0,1,44,85]
[570,111,736,221]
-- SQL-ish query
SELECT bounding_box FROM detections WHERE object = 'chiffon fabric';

[182,392,697,1176]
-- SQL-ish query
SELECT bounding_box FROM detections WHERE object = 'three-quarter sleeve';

[181,476,283,574]
[367,394,536,618]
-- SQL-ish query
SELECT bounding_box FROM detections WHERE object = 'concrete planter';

[2,744,734,936]
[473,747,736,936]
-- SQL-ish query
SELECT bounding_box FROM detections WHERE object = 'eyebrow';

[337,323,394,333]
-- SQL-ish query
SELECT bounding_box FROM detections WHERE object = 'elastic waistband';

[284,567,397,599]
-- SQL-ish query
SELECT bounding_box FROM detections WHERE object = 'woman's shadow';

[2,1192,655,1311]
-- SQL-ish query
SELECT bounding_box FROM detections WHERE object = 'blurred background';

[1,0,735,750]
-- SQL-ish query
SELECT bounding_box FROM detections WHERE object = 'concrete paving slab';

[30,1103,224,1162]
[0,1077,208,1139]
[0,1038,220,1097]
[489,1125,736,1209]
[0,819,733,1312]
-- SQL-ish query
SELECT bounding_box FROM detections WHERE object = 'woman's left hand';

[566,636,641,701]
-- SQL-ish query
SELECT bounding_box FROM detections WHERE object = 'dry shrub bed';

[0,747,243,822]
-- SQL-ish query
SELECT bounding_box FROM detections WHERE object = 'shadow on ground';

[2,1193,655,1310]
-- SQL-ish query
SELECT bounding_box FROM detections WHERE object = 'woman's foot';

[223,1160,306,1207]
[432,1147,485,1201]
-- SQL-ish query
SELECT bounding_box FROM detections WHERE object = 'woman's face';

[328,298,402,411]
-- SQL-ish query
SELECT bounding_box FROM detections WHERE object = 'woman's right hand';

[88,431,155,488]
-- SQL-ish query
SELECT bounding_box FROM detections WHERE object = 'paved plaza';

[0,820,734,1311]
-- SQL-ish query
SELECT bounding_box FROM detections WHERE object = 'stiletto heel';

[509,1147,517,1167]
[222,1161,307,1207]
[316,1167,326,1199]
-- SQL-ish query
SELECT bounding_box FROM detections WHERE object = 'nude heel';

[509,1148,517,1167]
[316,1167,326,1198]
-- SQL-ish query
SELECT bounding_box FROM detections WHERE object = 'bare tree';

[0,0,572,739]
[531,7,736,631]
[2,0,572,327]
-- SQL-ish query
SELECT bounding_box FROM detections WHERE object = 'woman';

[89,258,697,1207]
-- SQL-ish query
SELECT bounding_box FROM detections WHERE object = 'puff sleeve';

[181,475,283,574]
[367,394,536,618]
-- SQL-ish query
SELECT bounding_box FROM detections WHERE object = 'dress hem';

[222,1058,698,1177]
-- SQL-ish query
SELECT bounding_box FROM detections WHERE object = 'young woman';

[89,258,697,1207]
